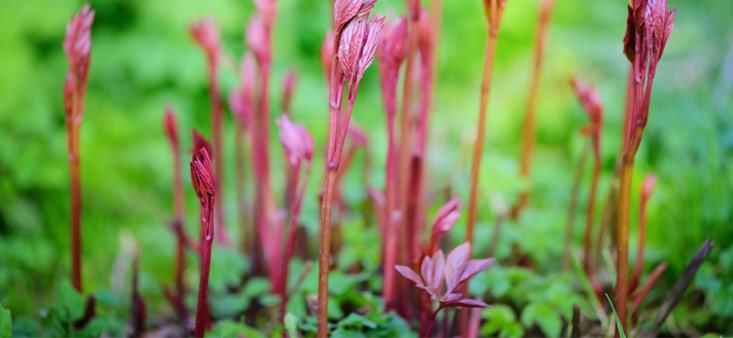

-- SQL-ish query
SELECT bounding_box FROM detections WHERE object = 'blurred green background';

[0,0,731,335]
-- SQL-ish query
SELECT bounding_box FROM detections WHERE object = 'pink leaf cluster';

[190,17,221,63]
[396,242,494,308]
[63,3,95,122]
[276,115,314,167]
[428,197,462,253]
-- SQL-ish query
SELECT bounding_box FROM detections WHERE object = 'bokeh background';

[1,0,731,335]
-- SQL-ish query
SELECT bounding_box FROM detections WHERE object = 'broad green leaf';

[0,304,11,338]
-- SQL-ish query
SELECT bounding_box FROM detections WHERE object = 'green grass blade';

[605,293,626,338]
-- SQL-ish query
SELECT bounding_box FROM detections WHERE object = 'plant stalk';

[517,0,554,214]
[584,151,601,273]
[615,127,642,331]
[563,141,589,269]
[466,28,499,244]
[194,209,214,337]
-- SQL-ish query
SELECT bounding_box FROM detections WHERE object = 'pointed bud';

[430,197,462,251]
[339,16,368,80]
[570,77,603,125]
[229,54,257,129]
[190,148,216,231]
[246,15,269,65]
[641,174,657,205]
[190,17,221,62]
[357,16,385,81]
[191,129,213,159]
[254,0,276,26]
[63,4,95,121]
[282,69,298,114]
[63,4,94,77]
[164,105,179,149]
[276,115,314,166]
[321,30,335,80]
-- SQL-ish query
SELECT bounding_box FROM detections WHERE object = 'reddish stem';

[631,262,667,317]
[517,0,554,214]
[194,205,214,337]
[207,61,230,245]
[70,143,82,292]
[583,152,601,273]
[280,162,311,322]
[466,22,500,246]
[563,141,589,269]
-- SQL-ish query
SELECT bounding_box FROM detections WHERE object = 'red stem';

[207,62,230,245]
[280,162,311,322]
[563,141,589,269]
[631,262,667,317]
[70,143,82,292]
[194,206,214,337]
[583,153,601,273]
[517,0,554,214]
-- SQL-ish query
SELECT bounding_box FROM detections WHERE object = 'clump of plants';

[21,0,724,337]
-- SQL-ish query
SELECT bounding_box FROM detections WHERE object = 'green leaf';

[331,327,366,337]
[56,280,85,322]
[337,313,377,329]
[207,319,263,338]
[0,303,11,338]
[605,294,626,338]
[521,302,561,338]
[481,305,523,338]
[285,313,299,338]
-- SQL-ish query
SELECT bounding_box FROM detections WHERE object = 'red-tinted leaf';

[163,106,178,149]
[444,298,491,309]
[441,292,462,303]
[276,115,308,166]
[357,16,384,80]
[333,0,362,33]
[253,0,276,25]
[641,174,657,205]
[246,15,269,65]
[395,265,424,287]
[445,242,471,293]
[429,250,445,292]
[430,197,462,249]
[338,16,367,80]
[622,5,636,63]
[321,30,335,78]
[421,253,434,287]
[190,17,221,62]
[191,130,213,157]
[357,0,377,18]
[455,258,496,289]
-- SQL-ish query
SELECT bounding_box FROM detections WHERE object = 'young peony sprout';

[63,3,95,293]
[616,0,676,329]
[190,147,216,337]
[275,115,314,322]
[190,17,230,245]
[570,77,604,275]
[396,242,494,336]
[319,1,384,336]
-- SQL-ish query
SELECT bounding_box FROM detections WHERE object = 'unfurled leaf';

[333,0,362,33]
[395,265,423,287]
[446,299,491,309]
[456,258,496,289]
[339,16,368,80]
[445,242,471,293]
[357,16,384,81]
